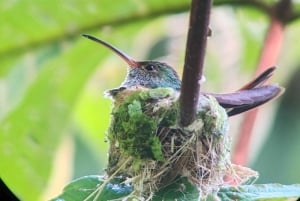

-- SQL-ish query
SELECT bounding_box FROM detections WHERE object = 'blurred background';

[1,0,300,200]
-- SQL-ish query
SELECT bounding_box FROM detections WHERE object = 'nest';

[105,87,257,200]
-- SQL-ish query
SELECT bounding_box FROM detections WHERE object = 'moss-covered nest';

[104,87,257,200]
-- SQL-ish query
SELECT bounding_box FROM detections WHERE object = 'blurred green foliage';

[253,67,300,184]
[1,0,300,200]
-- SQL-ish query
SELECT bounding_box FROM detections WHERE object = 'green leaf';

[252,68,300,184]
[72,90,111,172]
[51,175,133,201]
[52,174,300,201]
[217,184,300,201]
[0,38,104,201]
[0,0,190,55]
[52,175,200,201]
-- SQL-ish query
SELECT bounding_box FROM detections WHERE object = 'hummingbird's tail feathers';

[209,84,284,116]
[211,66,283,116]
[238,67,276,91]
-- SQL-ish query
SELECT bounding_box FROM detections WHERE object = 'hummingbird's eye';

[144,64,156,72]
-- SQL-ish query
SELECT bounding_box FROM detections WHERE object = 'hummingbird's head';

[82,34,181,90]
[122,61,181,90]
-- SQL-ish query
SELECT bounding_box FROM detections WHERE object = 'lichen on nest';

[105,87,257,200]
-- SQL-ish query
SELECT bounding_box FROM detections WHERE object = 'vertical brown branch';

[179,0,212,127]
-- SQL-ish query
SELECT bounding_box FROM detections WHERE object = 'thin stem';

[179,0,212,127]
[232,17,285,165]
[232,0,292,165]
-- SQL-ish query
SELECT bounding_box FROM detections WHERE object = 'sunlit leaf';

[0,0,190,55]
[51,175,133,201]
[0,38,105,200]
[217,184,300,201]
[52,175,300,201]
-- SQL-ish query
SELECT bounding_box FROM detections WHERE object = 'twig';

[232,0,289,165]
[179,0,212,127]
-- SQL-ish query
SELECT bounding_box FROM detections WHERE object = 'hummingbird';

[82,34,283,116]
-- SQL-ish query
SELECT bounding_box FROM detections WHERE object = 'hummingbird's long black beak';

[82,34,139,68]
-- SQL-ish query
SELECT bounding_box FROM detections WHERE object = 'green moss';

[196,95,228,137]
[121,113,159,159]
[109,89,171,161]
[158,106,178,127]
[127,100,142,116]
[108,89,228,163]
[139,87,174,100]
[132,159,143,172]
[151,136,164,161]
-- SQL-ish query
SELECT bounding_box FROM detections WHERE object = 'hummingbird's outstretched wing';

[207,67,284,116]
[209,85,283,116]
